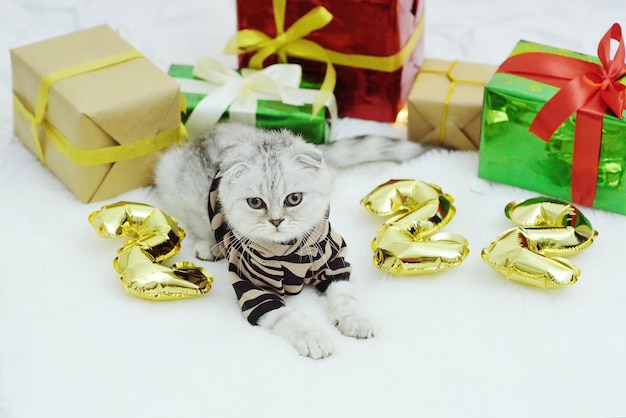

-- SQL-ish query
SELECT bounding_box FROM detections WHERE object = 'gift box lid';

[11,25,181,149]
[487,40,626,107]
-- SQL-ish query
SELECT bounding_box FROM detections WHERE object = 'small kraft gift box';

[11,25,183,203]
[226,0,425,123]
[407,59,497,151]
[478,23,626,214]
[168,58,337,144]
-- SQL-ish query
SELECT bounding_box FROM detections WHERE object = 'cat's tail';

[317,135,428,169]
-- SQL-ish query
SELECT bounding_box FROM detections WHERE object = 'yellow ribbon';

[224,0,425,117]
[14,50,185,166]
[418,60,489,146]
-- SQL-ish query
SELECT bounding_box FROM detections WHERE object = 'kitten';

[153,122,425,359]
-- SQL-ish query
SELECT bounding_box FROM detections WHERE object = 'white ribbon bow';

[174,58,337,140]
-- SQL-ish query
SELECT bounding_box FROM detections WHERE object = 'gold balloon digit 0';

[481,197,598,289]
[361,179,469,276]
[89,201,214,300]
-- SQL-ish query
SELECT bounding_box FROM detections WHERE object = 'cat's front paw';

[259,307,334,359]
[335,314,377,339]
[291,328,335,359]
[193,240,222,261]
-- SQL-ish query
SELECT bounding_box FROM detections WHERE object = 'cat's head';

[217,128,333,244]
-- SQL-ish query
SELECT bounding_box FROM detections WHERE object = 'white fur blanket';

[1,1,625,417]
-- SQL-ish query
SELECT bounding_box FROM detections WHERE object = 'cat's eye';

[284,192,303,207]
[246,197,266,210]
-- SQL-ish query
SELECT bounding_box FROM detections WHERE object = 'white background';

[1,1,625,417]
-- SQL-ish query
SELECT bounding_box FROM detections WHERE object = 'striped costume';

[208,173,351,325]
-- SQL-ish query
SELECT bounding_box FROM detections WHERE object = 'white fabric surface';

[1,1,625,417]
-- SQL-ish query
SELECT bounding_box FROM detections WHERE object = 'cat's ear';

[295,149,324,170]
[219,160,250,179]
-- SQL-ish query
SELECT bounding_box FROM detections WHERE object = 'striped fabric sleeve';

[229,264,286,325]
[313,227,351,292]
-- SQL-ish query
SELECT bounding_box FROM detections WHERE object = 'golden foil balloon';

[89,202,213,300]
[481,197,597,289]
[361,179,444,216]
[361,180,469,275]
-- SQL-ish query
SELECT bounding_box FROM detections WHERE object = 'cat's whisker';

[313,242,336,273]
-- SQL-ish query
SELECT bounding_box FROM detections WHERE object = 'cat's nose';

[269,218,284,228]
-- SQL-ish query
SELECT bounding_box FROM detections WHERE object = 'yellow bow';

[225,2,334,117]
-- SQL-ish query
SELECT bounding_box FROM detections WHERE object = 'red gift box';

[228,0,424,122]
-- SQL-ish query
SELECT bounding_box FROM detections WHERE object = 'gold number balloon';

[89,201,213,300]
[361,179,469,276]
[481,197,598,289]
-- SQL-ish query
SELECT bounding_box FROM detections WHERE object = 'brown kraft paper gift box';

[11,25,182,203]
[407,59,497,151]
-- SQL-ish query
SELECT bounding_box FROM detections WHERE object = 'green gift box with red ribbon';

[478,23,626,214]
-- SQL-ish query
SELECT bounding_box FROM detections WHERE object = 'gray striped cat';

[154,123,425,359]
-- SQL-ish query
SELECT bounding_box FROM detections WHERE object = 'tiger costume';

[208,172,352,325]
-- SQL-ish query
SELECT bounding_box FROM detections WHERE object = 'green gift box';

[168,59,336,145]
[478,25,626,215]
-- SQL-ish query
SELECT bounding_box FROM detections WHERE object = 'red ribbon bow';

[497,23,626,206]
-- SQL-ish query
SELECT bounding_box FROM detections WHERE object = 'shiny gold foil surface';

[481,197,597,289]
[360,179,444,216]
[89,201,213,300]
[362,179,469,275]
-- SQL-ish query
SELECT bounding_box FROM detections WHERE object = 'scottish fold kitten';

[154,122,425,359]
